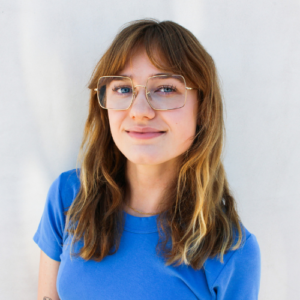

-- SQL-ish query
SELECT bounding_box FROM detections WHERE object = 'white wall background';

[1,0,299,299]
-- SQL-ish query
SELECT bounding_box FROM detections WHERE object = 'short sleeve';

[213,234,261,300]
[33,175,66,261]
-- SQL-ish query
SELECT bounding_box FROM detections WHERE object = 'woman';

[34,19,261,300]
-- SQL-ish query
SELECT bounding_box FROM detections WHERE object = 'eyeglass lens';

[97,75,186,110]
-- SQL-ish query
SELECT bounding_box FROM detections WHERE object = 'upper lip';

[126,126,166,133]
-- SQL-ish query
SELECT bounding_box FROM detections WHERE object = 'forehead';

[116,47,170,78]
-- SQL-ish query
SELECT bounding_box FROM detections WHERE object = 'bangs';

[90,20,207,90]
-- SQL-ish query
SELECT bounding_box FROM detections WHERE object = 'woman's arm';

[37,250,60,300]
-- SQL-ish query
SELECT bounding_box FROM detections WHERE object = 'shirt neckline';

[122,210,159,233]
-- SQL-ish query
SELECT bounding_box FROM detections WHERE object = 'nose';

[132,85,151,100]
[129,85,155,119]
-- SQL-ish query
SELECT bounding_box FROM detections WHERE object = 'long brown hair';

[65,18,243,269]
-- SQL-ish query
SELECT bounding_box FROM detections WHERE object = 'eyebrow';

[118,72,173,78]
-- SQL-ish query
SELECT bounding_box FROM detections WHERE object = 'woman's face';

[108,48,199,166]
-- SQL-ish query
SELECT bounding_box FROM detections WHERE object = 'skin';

[37,250,60,300]
[108,47,199,216]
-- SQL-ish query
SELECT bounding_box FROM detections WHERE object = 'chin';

[126,152,168,166]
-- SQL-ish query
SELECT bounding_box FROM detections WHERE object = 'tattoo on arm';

[43,297,52,300]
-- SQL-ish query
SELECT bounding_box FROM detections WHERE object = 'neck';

[124,159,179,217]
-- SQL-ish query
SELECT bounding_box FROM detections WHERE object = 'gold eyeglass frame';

[93,74,197,111]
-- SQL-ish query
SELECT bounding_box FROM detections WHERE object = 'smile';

[125,131,166,139]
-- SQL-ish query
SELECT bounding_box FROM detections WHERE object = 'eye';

[112,85,132,94]
[156,85,177,94]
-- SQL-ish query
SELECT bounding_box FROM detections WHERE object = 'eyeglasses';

[94,74,197,111]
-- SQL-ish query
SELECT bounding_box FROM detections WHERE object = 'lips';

[125,127,166,139]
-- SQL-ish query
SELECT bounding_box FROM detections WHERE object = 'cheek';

[169,107,197,150]
[176,118,197,149]
[107,111,126,142]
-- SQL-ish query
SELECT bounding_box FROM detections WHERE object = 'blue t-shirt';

[33,169,261,300]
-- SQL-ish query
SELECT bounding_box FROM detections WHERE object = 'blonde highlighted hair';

[66,18,243,269]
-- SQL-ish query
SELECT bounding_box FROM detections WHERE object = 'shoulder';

[204,225,261,298]
[48,168,81,210]
[33,169,81,260]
